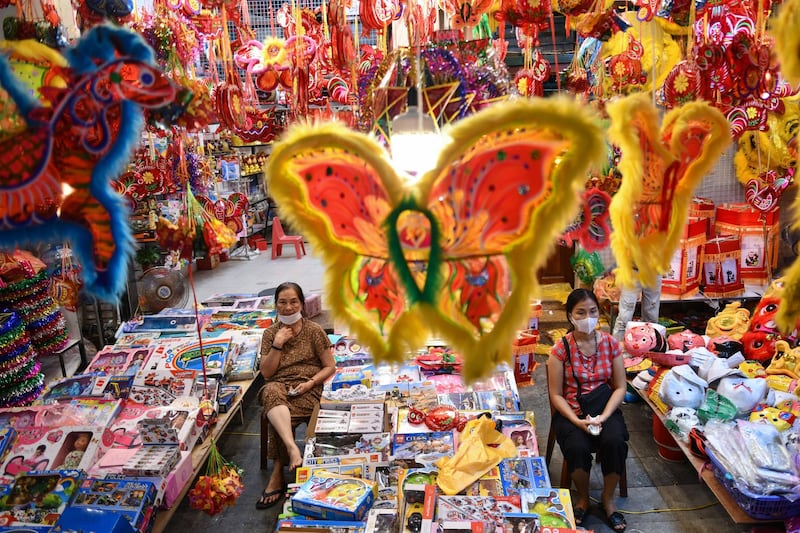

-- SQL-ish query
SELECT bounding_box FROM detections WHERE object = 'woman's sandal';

[604,507,627,532]
[255,487,284,509]
[573,506,588,525]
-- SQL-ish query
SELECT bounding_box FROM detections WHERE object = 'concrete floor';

[40,244,775,532]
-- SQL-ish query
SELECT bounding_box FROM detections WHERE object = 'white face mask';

[572,316,598,334]
[278,311,303,325]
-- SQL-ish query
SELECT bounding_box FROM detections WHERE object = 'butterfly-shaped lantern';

[266,97,606,381]
[607,93,732,291]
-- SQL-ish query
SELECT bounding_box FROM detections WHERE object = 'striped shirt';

[550,331,620,415]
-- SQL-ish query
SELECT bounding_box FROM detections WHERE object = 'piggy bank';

[659,365,708,409]
[624,323,666,358]
[705,302,751,340]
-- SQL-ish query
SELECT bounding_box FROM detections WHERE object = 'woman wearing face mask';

[257,281,335,509]
[546,288,629,532]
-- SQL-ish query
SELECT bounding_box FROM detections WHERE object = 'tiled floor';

[43,244,769,532]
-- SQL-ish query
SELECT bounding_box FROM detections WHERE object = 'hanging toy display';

[266,97,605,381]
[0,312,44,407]
[0,25,177,301]
[0,251,69,357]
[607,93,732,290]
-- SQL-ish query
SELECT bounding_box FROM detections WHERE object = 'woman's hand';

[288,380,316,396]
[272,326,295,349]
[576,417,596,434]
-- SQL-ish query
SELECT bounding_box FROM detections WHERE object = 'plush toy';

[606,93,731,290]
[705,301,751,340]
[624,323,666,358]
[265,97,606,381]
[667,330,706,352]
[659,365,708,409]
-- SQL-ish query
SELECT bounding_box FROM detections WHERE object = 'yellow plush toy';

[767,340,800,381]
[772,0,800,85]
[607,93,732,289]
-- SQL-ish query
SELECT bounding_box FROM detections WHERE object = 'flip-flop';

[573,506,587,525]
[255,488,284,510]
[606,509,627,532]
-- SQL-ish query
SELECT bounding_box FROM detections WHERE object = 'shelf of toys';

[622,282,800,525]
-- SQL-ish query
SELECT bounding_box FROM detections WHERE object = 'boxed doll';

[290,471,376,521]
[0,425,107,478]
[39,374,104,403]
[519,488,575,529]
[86,347,153,376]
[0,469,82,532]
[70,477,157,533]
[0,427,16,464]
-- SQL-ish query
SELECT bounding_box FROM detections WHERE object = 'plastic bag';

[436,417,517,495]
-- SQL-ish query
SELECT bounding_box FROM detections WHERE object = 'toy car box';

[498,457,551,496]
[290,471,376,521]
[54,506,137,533]
[519,487,576,529]
[70,477,156,533]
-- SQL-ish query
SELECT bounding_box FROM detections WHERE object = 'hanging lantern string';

[188,264,210,400]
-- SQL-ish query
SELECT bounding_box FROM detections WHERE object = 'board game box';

[70,477,157,533]
[0,469,82,532]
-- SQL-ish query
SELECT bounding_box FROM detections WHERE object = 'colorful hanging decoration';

[744,169,792,213]
[561,187,612,252]
[493,0,553,40]
[514,49,550,97]
[0,25,177,301]
[607,93,732,290]
[266,97,605,381]
[0,312,45,407]
[442,0,494,28]
[197,193,249,235]
[234,37,293,92]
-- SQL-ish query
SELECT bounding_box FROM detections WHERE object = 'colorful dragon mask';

[266,97,605,381]
[607,93,732,290]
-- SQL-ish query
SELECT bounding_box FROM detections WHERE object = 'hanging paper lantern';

[745,169,792,213]
[493,0,553,40]
[662,60,702,109]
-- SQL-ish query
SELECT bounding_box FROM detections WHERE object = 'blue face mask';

[572,316,598,334]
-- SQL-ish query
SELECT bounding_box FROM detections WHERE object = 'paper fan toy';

[607,93,731,290]
[0,25,176,300]
[267,97,606,381]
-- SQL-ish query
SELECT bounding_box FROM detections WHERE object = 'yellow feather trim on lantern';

[608,93,731,290]
[772,0,800,85]
[266,97,606,381]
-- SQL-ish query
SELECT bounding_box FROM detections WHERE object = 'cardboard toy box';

[121,445,181,478]
[69,477,156,533]
[0,469,82,532]
[130,347,196,406]
[54,506,137,533]
[519,487,576,529]
[435,495,522,530]
[150,338,232,379]
[401,484,436,533]
[0,425,108,479]
[290,471,376,521]
[392,432,455,463]
[498,457,551,496]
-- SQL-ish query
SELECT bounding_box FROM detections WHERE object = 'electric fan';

[138,267,190,314]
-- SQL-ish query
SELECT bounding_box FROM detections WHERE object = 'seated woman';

[257,282,335,509]
[546,288,628,532]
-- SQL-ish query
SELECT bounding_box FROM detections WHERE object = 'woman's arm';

[307,346,336,387]
[598,338,627,425]
[546,354,586,428]
[259,329,281,380]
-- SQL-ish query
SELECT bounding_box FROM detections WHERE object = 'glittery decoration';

[0,311,43,406]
